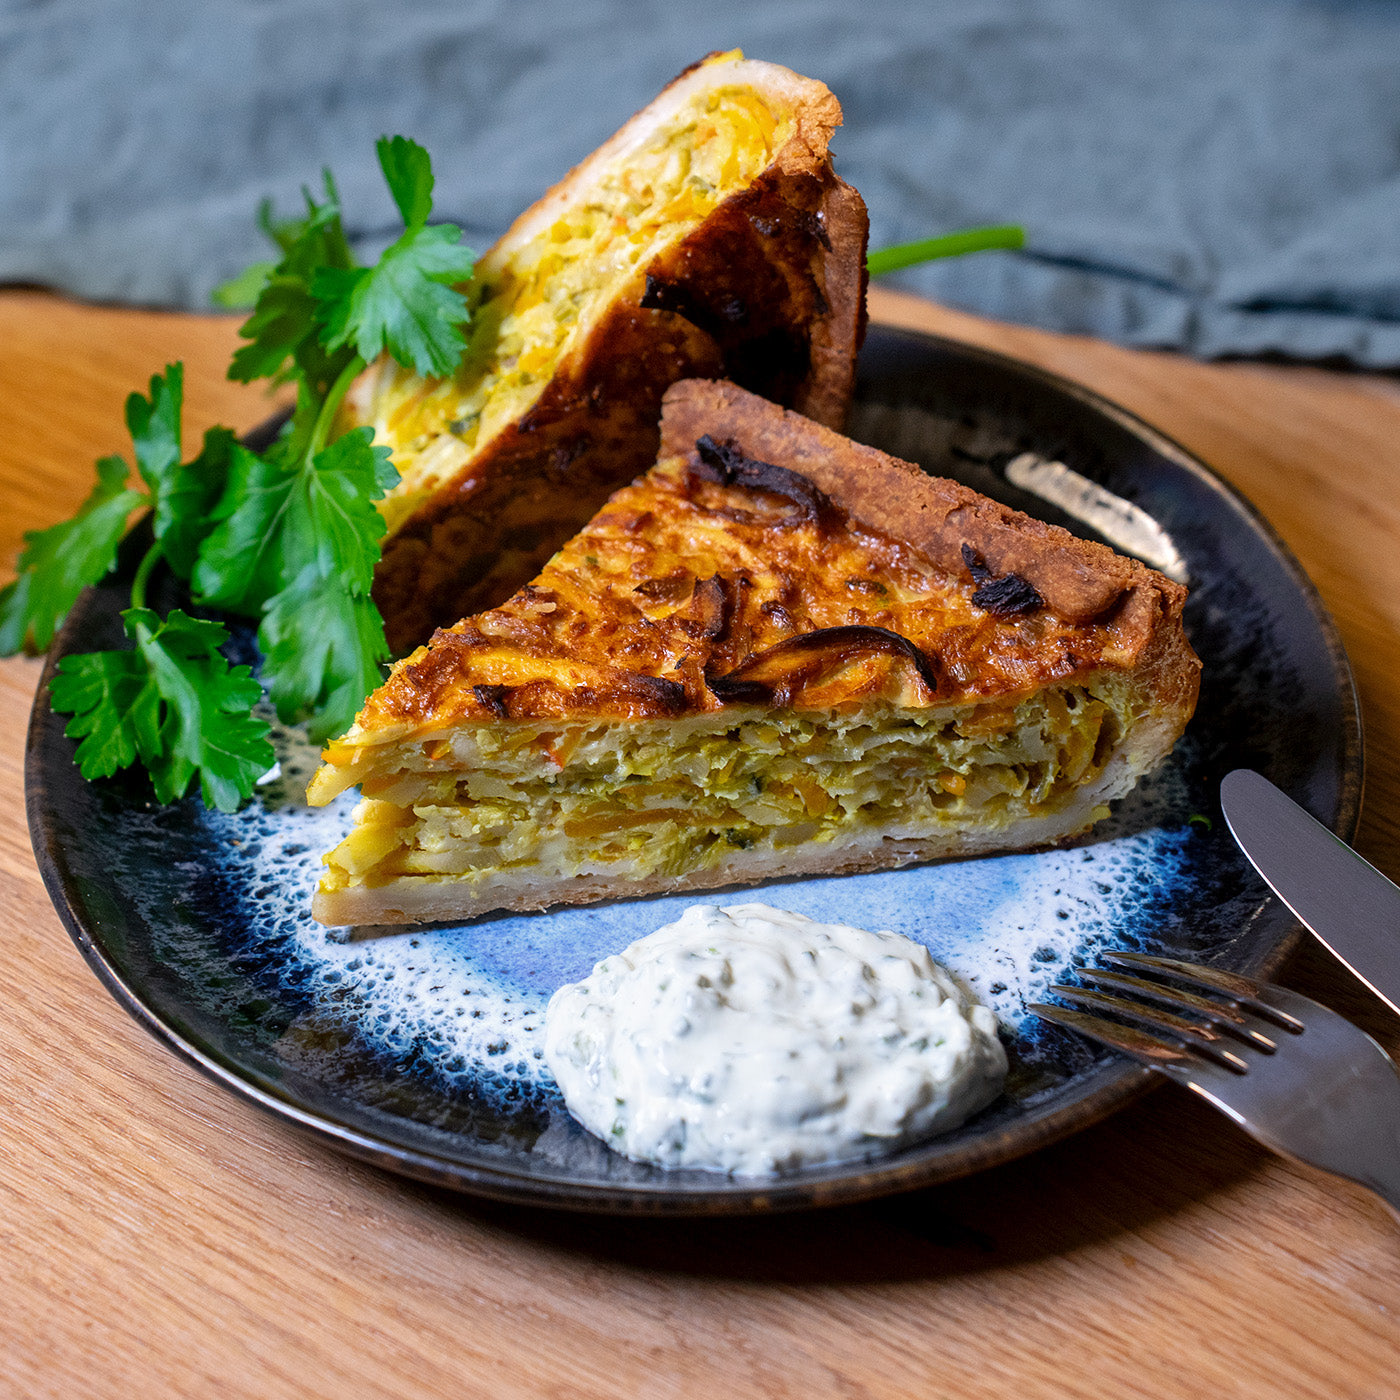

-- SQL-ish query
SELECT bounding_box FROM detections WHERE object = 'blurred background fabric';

[4,0,1400,365]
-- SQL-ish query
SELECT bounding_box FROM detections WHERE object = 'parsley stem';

[130,539,163,612]
[309,354,367,461]
[866,225,1025,277]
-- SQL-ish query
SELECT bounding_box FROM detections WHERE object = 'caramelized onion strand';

[705,625,939,705]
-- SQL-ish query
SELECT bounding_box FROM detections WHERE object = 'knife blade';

[1220,768,1400,1016]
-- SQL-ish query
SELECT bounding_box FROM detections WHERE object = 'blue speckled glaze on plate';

[27,327,1361,1214]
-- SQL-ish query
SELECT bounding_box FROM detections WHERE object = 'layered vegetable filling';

[318,684,1124,895]
[363,79,792,532]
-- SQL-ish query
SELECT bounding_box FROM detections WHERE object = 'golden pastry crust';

[309,381,1200,927]
[354,52,869,653]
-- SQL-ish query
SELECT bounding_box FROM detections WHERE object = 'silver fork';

[1030,951,1400,1215]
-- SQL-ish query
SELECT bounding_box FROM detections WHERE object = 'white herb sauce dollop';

[543,902,1008,1175]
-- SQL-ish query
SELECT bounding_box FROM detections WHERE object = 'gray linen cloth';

[4,0,1400,365]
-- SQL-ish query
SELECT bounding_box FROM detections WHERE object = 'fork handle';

[1351,1170,1400,1223]
[1327,1104,1400,1223]
[1256,1108,1400,1224]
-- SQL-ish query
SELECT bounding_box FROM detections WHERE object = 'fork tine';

[1029,1002,1207,1069]
[1102,951,1305,1033]
[1072,966,1280,1052]
[1048,983,1252,1072]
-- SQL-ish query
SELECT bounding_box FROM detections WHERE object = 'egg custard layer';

[309,381,1200,927]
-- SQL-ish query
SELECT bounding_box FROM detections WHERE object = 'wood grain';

[2,285,1399,1400]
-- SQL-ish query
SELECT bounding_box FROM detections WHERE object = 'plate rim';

[25,324,1364,1215]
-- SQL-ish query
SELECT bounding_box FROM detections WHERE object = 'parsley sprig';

[0,136,477,809]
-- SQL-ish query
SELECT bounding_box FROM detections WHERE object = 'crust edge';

[660,378,1185,631]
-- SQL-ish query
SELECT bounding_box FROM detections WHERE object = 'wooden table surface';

[2,284,1398,1399]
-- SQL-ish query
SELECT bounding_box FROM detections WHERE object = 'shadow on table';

[383,1084,1260,1284]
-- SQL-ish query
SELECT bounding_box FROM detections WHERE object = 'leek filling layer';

[369,84,791,532]
[320,686,1123,893]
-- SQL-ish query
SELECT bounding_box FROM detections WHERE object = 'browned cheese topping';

[342,436,1161,742]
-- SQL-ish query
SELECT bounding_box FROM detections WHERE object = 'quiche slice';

[308,380,1201,927]
[352,50,868,653]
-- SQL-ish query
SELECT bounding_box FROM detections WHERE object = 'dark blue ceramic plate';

[26,327,1361,1214]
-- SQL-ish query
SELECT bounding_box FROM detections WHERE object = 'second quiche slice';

[309,381,1200,927]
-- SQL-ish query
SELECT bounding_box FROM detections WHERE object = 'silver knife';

[1221,768,1400,1017]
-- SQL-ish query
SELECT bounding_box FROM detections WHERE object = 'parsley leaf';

[312,137,476,376]
[0,456,145,654]
[313,227,478,376]
[125,364,182,497]
[227,174,357,394]
[194,427,396,613]
[51,607,273,812]
[276,427,398,591]
[190,441,295,613]
[377,134,435,226]
[228,277,321,387]
[195,428,396,732]
[211,260,276,311]
[260,565,390,742]
[128,608,273,811]
[124,364,235,580]
[158,425,236,581]
[48,648,149,779]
